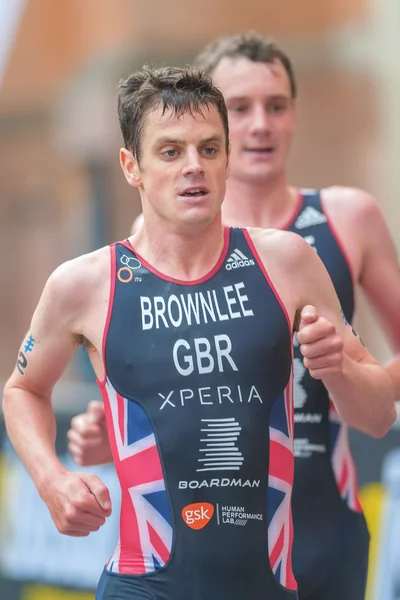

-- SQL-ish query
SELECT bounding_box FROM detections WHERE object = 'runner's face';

[212,57,295,184]
[121,104,229,229]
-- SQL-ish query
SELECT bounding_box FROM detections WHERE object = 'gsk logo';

[182,502,214,530]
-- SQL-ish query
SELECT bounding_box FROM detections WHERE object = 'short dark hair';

[117,65,229,164]
[194,31,296,99]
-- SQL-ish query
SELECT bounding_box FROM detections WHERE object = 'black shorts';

[96,568,152,600]
[294,501,369,600]
[96,566,299,600]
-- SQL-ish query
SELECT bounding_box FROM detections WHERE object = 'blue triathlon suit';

[95,227,299,600]
[287,190,370,600]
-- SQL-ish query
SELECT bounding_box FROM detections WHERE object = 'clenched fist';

[40,469,112,537]
[296,305,344,379]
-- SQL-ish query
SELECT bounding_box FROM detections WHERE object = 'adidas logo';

[225,248,255,270]
[295,206,327,229]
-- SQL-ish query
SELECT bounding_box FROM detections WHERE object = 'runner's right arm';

[2,259,112,535]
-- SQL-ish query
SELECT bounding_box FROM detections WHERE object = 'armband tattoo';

[16,334,35,375]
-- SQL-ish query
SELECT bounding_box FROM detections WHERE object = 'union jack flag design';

[268,370,297,591]
[101,379,173,574]
[329,401,362,511]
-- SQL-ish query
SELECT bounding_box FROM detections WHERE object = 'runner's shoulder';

[321,185,381,220]
[42,246,110,316]
[245,226,317,270]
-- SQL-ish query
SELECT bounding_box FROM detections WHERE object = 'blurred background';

[1,0,400,598]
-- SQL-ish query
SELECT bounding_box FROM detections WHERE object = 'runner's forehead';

[142,104,226,146]
[213,57,292,99]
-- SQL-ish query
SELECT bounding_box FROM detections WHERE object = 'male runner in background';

[68,34,400,600]
[2,65,395,600]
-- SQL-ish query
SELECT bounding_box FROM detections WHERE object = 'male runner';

[67,34,400,600]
